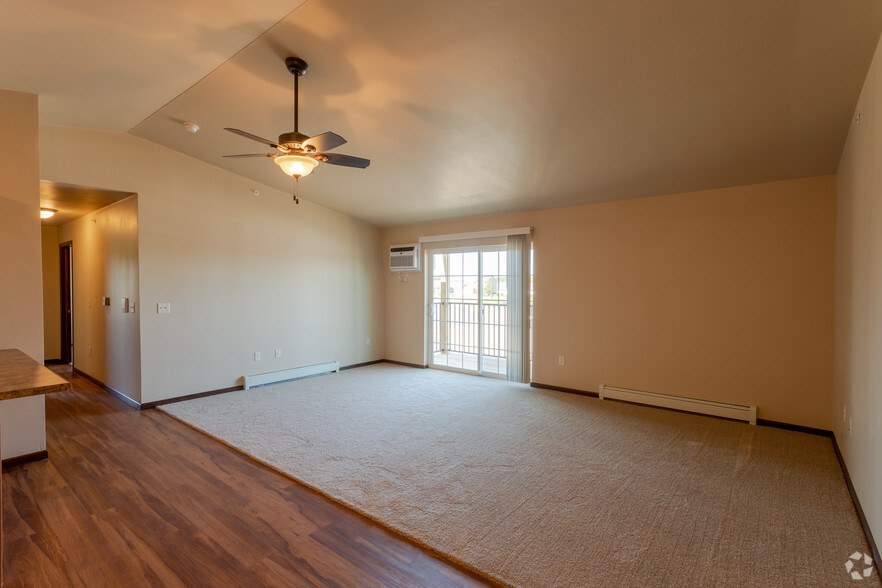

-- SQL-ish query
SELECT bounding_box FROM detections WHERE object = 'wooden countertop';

[0,349,70,401]
[0,348,70,584]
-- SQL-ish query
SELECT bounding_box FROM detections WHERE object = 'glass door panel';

[429,247,506,377]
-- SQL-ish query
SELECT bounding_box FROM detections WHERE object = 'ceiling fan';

[224,56,370,202]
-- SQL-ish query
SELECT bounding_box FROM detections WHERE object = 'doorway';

[59,241,73,364]
[428,247,509,377]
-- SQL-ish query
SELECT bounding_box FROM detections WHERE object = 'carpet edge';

[156,406,512,588]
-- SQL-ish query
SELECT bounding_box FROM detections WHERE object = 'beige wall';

[58,196,141,402]
[835,34,882,554]
[0,89,46,459]
[40,126,384,404]
[384,175,836,429]
[41,225,61,361]
[0,90,43,359]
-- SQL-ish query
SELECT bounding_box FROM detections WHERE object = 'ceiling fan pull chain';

[293,176,300,204]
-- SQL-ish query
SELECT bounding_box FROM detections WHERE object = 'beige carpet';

[160,364,879,587]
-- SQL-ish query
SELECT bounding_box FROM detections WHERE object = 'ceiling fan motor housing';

[279,131,311,147]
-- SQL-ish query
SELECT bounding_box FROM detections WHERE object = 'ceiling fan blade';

[223,153,275,158]
[224,128,284,151]
[321,153,371,169]
[303,132,347,152]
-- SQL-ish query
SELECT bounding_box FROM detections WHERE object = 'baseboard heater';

[599,384,756,425]
[244,361,339,390]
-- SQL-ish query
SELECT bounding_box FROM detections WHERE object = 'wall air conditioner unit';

[389,244,420,272]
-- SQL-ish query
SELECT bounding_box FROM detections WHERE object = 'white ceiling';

[39,180,134,227]
[4,0,882,227]
[0,0,306,131]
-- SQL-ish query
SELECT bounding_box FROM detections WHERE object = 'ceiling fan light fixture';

[274,154,318,177]
[40,207,57,219]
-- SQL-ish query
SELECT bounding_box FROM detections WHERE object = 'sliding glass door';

[428,247,508,377]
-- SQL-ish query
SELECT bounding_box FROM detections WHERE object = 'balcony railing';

[431,301,508,358]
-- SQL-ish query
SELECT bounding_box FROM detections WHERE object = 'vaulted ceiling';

[3,0,882,226]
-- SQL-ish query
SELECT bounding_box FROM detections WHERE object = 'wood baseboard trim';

[832,435,880,569]
[72,368,140,409]
[756,419,833,438]
[382,359,429,369]
[2,450,48,471]
[530,382,600,398]
[532,387,839,438]
[340,360,385,371]
[141,386,244,410]
[143,362,422,408]
[146,361,414,408]
[71,368,245,410]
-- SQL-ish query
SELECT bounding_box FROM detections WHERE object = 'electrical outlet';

[558,355,565,366]
[274,349,282,359]
[254,351,261,362]
[157,303,171,314]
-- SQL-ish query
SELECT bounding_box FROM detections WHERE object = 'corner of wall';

[833,28,882,563]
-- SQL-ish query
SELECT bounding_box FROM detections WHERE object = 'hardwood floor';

[2,367,490,587]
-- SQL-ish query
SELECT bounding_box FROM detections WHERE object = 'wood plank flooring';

[2,367,491,587]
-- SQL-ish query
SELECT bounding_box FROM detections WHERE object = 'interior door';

[428,247,507,377]
[60,242,73,364]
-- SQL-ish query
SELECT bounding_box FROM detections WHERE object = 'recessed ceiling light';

[40,207,57,219]
[182,121,200,133]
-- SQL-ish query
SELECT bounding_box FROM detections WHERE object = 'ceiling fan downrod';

[285,57,309,134]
